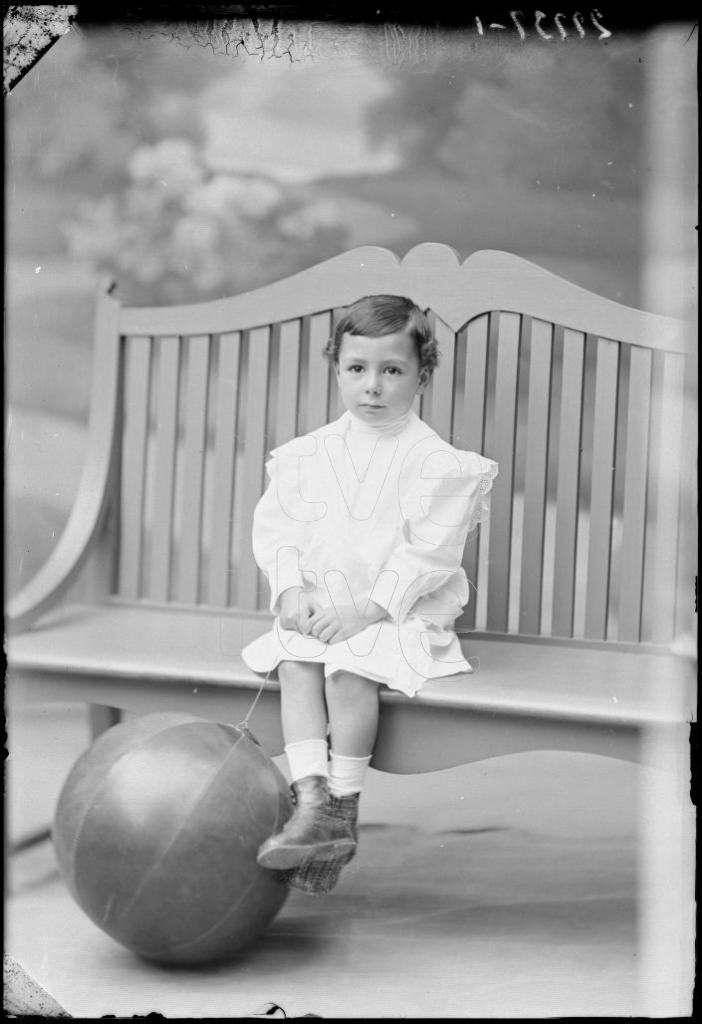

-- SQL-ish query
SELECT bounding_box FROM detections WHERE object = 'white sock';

[328,752,372,797]
[285,739,329,782]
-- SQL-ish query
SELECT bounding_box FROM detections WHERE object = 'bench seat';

[8,602,693,773]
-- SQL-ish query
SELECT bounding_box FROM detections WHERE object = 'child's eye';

[347,365,363,373]
[384,366,402,375]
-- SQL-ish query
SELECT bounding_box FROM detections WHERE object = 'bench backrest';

[103,244,693,647]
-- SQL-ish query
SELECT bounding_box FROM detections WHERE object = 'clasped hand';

[278,587,385,644]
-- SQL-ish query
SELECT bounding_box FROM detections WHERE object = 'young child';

[241,294,498,895]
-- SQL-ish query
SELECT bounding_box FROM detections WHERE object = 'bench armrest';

[7,285,122,634]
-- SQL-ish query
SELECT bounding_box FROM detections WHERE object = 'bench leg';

[8,707,122,861]
[89,705,122,741]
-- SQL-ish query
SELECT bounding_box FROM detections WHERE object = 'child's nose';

[365,376,381,394]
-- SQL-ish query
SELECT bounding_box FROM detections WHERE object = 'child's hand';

[278,587,323,633]
[307,601,385,645]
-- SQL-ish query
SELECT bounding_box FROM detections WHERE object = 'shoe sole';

[257,837,356,871]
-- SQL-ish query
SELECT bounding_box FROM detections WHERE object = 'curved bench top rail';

[118,244,688,354]
[7,285,122,632]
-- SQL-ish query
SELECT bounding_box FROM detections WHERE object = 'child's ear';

[418,369,429,390]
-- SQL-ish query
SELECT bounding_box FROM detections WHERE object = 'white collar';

[346,408,413,437]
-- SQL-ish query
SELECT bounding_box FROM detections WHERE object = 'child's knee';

[278,660,324,686]
[325,670,378,700]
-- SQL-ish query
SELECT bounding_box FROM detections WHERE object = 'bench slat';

[552,329,585,637]
[328,309,346,422]
[206,333,241,607]
[642,351,685,643]
[461,315,489,453]
[519,318,554,635]
[149,337,181,602]
[178,335,211,604]
[423,315,455,441]
[313,313,334,430]
[455,316,489,631]
[450,324,466,448]
[584,337,620,639]
[236,327,271,610]
[486,312,521,632]
[675,358,696,640]
[619,345,652,641]
[119,336,152,599]
[299,313,332,435]
[275,320,301,447]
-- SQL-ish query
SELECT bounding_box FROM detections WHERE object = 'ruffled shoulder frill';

[397,439,498,536]
[466,452,499,534]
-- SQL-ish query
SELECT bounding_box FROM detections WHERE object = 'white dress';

[241,410,498,697]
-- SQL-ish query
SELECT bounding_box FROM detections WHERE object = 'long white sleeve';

[370,450,498,624]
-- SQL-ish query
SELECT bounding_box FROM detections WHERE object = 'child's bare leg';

[325,671,378,806]
[325,670,380,757]
[257,660,355,871]
[279,659,326,744]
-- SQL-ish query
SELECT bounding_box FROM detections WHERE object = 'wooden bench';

[7,243,696,775]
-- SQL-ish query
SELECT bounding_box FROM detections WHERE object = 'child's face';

[335,330,426,425]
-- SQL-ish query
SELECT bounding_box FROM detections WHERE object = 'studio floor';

[1,703,672,1018]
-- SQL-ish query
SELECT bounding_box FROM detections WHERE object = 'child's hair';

[323,295,439,380]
